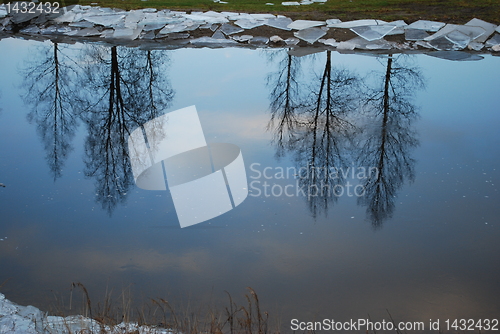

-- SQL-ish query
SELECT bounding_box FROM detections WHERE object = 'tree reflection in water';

[20,43,174,214]
[21,42,82,181]
[268,50,362,218]
[357,55,424,228]
[80,46,174,214]
[267,51,424,226]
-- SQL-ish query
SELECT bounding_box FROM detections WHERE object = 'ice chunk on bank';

[293,27,326,43]
[282,2,301,5]
[485,33,500,47]
[219,23,244,35]
[84,14,126,27]
[465,18,497,42]
[287,19,325,30]
[407,20,445,32]
[350,24,396,41]
[266,17,293,30]
[234,18,265,29]
[327,19,387,28]
[405,28,430,40]
[113,27,142,40]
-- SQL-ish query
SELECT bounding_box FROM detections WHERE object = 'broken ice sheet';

[428,35,460,51]
[219,23,244,35]
[211,29,227,39]
[407,20,445,32]
[113,27,142,40]
[266,17,293,30]
[84,14,126,27]
[405,28,429,40]
[287,20,325,30]
[75,27,102,37]
[326,19,341,27]
[485,33,500,47]
[465,18,497,42]
[293,27,326,44]
[467,42,484,51]
[327,19,387,28]
[350,24,396,41]
[234,19,265,29]
[249,36,269,44]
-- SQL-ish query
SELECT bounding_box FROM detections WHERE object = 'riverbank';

[1,3,500,57]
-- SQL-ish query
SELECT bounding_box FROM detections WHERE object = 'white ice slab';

[465,18,497,42]
[282,2,301,5]
[270,35,283,42]
[234,18,265,29]
[232,34,253,42]
[350,24,396,41]
[84,14,125,27]
[407,20,445,32]
[266,17,293,30]
[327,19,387,28]
[220,23,244,35]
[287,19,325,30]
[284,37,300,45]
[250,13,276,19]
[113,27,142,40]
[293,27,326,44]
[326,19,341,27]
[319,38,339,46]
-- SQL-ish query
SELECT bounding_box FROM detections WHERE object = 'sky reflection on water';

[0,38,499,330]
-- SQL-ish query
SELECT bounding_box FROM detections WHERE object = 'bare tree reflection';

[268,51,362,218]
[357,55,424,228]
[80,46,174,214]
[266,49,305,158]
[21,42,81,180]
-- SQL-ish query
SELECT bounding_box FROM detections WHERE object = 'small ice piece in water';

[492,44,500,51]
[219,23,244,35]
[465,18,497,42]
[405,28,430,40]
[249,36,269,44]
[284,37,300,45]
[287,20,325,30]
[327,19,387,28]
[350,24,396,41]
[232,34,253,42]
[266,17,293,30]
[326,19,341,27]
[84,14,125,27]
[281,1,301,5]
[485,33,500,47]
[234,19,265,29]
[407,20,445,32]
[293,27,326,44]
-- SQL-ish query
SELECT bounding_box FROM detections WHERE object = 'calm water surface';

[0,37,499,331]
